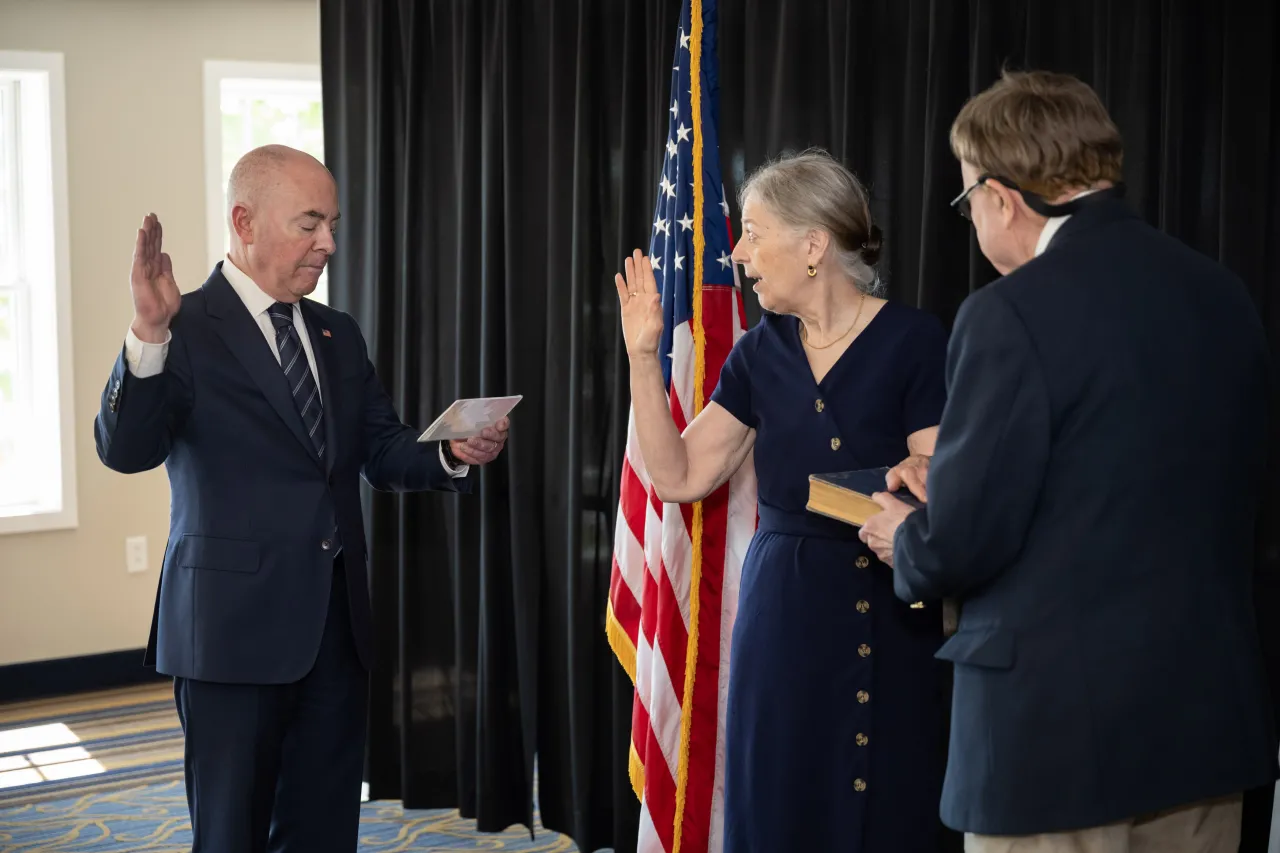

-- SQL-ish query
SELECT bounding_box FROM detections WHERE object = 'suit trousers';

[174,553,369,853]
[964,794,1243,853]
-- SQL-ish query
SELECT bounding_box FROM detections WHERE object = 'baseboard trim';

[0,649,166,704]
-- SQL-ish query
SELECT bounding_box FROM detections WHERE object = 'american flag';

[606,1,758,851]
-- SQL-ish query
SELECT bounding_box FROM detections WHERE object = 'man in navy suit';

[94,144,509,852]
[860,71,1276,851]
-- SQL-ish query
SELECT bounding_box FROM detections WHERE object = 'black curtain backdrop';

[319,1,1280,851]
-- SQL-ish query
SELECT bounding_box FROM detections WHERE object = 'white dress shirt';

[123,257,467,477]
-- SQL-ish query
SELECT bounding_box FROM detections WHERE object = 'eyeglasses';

[949,174,995,220]
[952,174,1072,220]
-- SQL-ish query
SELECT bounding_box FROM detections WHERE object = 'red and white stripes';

[607,283,756,853]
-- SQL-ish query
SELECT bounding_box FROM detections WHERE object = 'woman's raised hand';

[614,248,663,358]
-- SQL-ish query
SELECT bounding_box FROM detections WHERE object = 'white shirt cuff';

[439,443,470,478]
[124,327,171,378]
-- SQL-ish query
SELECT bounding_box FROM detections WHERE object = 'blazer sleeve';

[94,328,194,473]
[353,315,472,494]
[892,288,1052,603]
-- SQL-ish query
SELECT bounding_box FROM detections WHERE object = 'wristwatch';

[441,441,462,468]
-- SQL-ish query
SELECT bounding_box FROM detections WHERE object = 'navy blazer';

[94,265,469,685]
[893,198,1277,835]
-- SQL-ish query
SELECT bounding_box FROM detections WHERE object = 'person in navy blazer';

[93,144,509,852]
[860,70,1276,852]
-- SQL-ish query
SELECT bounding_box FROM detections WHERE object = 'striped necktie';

[267,302,326,459]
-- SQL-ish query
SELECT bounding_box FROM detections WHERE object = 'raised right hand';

[886,453,930,502]
[614,248,663,357]
[130,213,181,342]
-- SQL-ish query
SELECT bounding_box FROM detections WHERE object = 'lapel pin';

[322,329,331,338]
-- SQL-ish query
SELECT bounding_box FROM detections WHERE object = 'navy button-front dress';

[712,301,952,852]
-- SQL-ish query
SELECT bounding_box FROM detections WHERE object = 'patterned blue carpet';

[0,684,576,852]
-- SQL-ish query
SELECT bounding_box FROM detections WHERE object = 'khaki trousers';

[964,794,1242,853]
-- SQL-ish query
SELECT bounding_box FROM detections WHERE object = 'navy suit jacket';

[894,198,1277,835]
[94,265,469,684]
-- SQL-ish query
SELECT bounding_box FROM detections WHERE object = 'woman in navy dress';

[616,149,953,851]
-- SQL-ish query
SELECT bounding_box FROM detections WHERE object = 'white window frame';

[0,50,76,536]
[202,60,326,303]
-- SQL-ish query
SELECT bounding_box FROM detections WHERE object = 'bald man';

[93,144,509,852]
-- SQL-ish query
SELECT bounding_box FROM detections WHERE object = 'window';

[203,61,327,303]
[0,51,76,535]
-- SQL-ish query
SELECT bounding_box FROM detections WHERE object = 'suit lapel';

[300,302,338,477]
[203,272,319,463]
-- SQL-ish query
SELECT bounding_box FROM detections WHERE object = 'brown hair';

[950,69,1123,198]
[738,148,883,295]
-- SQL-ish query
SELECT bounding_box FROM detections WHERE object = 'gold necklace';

[802,293,866,350]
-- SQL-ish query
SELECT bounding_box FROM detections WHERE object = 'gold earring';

[807,264,817,277]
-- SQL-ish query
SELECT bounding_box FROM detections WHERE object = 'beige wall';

[0,0,320,666]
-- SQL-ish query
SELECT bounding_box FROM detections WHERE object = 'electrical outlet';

[125,536,148,573]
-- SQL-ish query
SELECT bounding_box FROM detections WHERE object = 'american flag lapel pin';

[322,329,331,338]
